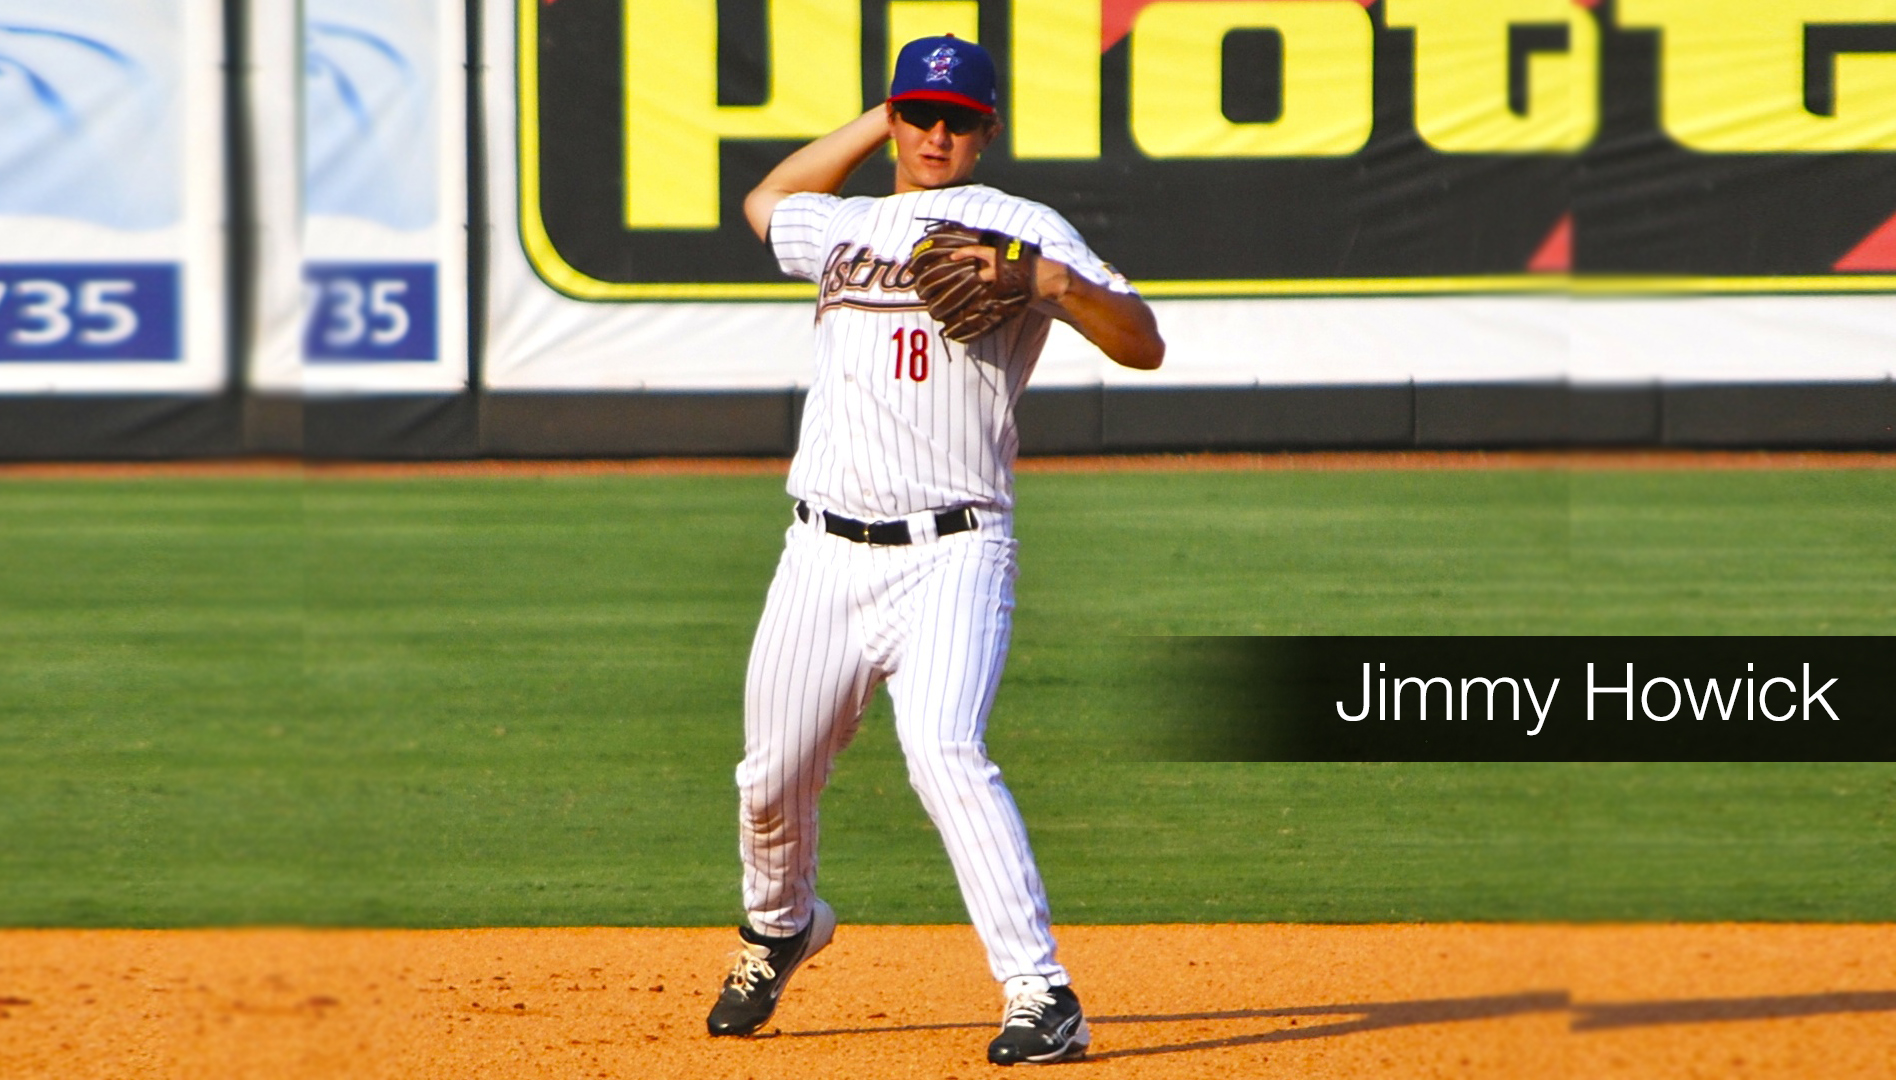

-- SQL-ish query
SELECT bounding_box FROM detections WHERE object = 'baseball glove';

[907,219,1041,343]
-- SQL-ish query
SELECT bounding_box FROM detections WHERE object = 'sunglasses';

[894,100,989,136]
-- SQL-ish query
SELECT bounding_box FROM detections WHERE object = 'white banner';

[0,0,225,394]
[1572,296,1896,386]
[246,0,303,394]
[298,0,466,393]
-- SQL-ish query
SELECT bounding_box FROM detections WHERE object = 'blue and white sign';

[0,12,180,229]
[0,0,223,392]
[0,265,179,361]
[303,263,437,362]
[306,6,438,231]
[298,0,465,393]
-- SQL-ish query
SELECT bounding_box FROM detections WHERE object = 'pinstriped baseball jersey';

[731,182,1138,990]
[771,185,1135,519]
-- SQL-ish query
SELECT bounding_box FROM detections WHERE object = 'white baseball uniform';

[736,184,1135,985]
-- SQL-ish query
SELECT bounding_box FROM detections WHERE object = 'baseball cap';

[888,35,997,114]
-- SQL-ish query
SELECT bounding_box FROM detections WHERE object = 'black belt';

[797,501,977,546]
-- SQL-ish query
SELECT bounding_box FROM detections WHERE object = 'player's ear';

[977,113,1002,150]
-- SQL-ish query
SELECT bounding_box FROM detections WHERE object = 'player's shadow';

[1087,989,1896,1061]
[1082,990,1569,1060]
[786,990,1568,1047]
[1571,990,1896,1031]
[787,989,1896,1059]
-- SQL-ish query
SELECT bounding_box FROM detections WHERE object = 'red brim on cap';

[887,89,995,114]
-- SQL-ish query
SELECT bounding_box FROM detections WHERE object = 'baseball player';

[705,36,1163,1066]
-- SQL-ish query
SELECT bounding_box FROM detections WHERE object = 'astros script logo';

[816,243,928,317]
[922,47,959,83]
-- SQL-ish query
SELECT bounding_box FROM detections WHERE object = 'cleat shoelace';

[1002,988,1055,1027]
[723,944,776,994]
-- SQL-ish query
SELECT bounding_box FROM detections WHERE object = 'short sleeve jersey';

[770,185,1135,519]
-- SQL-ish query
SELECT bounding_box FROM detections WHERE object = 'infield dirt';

[2,924,1891,1079]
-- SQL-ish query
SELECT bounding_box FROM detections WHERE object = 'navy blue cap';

[888,35,997,114]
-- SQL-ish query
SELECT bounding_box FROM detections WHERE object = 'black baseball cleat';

[986,981,1090,1065]
[706,899,836,1037]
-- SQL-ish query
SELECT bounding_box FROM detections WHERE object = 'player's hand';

[944,245,997,281]
[946,247,1072,302]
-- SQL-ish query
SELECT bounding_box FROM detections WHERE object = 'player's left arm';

[1033,261,1164,371]
[949,244,1163,369]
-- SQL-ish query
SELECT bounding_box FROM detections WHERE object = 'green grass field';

[2,468,1892,928]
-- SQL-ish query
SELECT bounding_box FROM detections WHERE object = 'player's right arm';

[743,108,892,242]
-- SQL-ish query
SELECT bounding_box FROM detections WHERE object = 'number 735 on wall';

[0,265,180,361]
[303,263,439,362]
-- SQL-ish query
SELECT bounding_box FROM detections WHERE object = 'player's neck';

[893,177,982,195]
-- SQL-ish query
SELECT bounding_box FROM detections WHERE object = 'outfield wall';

[1,1,1893,458]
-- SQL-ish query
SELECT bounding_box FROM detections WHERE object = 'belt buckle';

[936,507,976,539]
[867,519,910,545]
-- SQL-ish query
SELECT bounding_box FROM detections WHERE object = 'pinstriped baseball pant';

[736,506,1068,986]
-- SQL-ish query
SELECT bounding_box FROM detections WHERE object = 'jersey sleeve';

[1023,205,1137,296]
[769,193,842,282]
